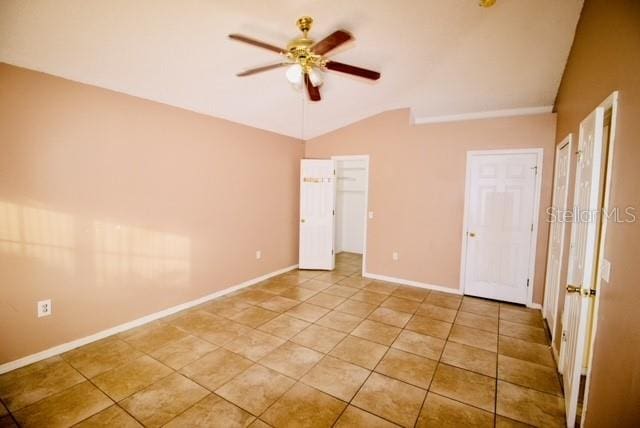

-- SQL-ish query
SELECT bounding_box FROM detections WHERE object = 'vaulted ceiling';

[0,0,583,138]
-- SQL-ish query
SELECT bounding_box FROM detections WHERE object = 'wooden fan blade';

[237,63,289,76]
[311,30,353,56]
[305,73,321,101]
[228,34,286,54]
[325,61,380,80]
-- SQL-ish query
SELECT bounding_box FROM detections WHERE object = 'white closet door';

[299,159,335,270]
[463,152,539,304]
[543,136,572,341]
[561,107,605,428]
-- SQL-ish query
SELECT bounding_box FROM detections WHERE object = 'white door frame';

[579,90,619,427]
[459,148,544,308]
[331,155,370,274]
[543,134,573,343]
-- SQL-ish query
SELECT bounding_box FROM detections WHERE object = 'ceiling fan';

[229,16,380,102]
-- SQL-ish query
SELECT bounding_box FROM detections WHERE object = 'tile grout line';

[412,296,461,428]
[0,267,343,426]
[3,264,559,427]
[225,274,555,425]
[0,395,19,427]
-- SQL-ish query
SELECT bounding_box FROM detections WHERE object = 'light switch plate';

[600,258,611,283]
[368,211,374,219]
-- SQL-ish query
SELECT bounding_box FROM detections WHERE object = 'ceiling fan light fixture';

[308,68,323,87]
[285,63,303,86]
[231,16,380,102]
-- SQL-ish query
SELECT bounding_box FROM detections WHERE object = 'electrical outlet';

[368,211,374,219]
[392,251,399,261]
[256,250,262,260]
[37,299,52,317]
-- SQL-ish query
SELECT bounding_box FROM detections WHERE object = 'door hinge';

[531,223,534,232]
[526,278,530,287]
[332,249,334,255]
[531,165,538,175]
[332,209,335,216]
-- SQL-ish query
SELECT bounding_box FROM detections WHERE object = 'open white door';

[299,159,335,270]
[462,150,541,305]
[561,107,606,428]
[543,135,572,342]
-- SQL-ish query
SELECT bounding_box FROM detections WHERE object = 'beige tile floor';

[0,253,565,427]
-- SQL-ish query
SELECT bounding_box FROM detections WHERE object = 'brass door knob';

[468,232,476,237]
[566,285,596,297]
[301,219,305,223]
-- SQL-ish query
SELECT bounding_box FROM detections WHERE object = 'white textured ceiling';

[0,0,583,139]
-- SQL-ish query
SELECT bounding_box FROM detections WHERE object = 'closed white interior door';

[543,136,572,341]
[561,107,605,428]
[463,151,540,304]
[335,159,366,254]
[299,159,335,270]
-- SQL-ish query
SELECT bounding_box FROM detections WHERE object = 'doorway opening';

[333,155,369,276]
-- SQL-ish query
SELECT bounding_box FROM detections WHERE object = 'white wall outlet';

[600,258,611,283]
[392,251,399,261]
[368,211,374,219]
[256,250,262,260]
[37,299,52,317]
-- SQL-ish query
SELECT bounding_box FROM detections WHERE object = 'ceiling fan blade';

[325,61,380,80]
[237,63,289,76]
[305,73,321,101]
[311,30,353,56]
[228,34,286,54]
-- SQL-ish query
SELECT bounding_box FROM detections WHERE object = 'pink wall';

[0,64,303,364]
[553,1,640,424]
[304,109,557,304]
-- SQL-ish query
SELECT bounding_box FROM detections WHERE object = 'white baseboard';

[0,264,298,375]
[528,303,542,310]
[363,272,462,295]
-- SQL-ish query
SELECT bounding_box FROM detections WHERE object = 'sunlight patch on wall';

[93,221,190,287]
[0,202,75,273]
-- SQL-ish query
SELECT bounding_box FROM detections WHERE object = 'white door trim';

[459,148,544,307]
[580,90,619,427]
[543,134,573,343]
[331,155,370,274]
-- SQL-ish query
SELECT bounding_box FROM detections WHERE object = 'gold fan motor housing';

[286,16,326,70]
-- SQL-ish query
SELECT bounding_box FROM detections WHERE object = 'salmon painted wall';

[304,109,557,304]
[553,0,640,425]
[0,64,303,364]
